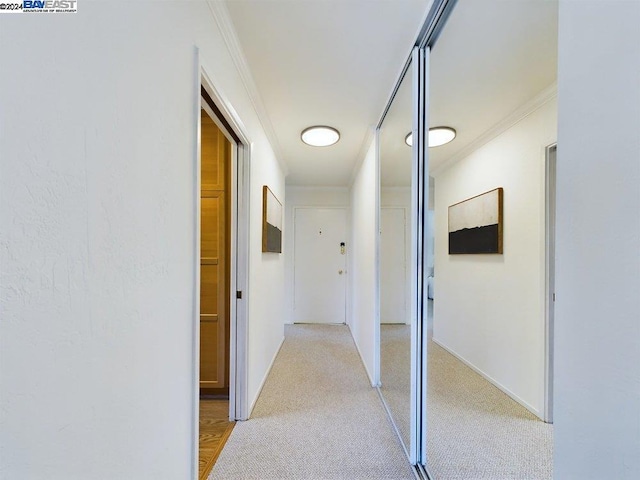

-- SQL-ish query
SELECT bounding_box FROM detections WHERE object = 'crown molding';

[431,82,558,177]
[206,0,289,176]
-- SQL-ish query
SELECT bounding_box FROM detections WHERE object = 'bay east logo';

[0,0,77,12]
[23,0,77,12]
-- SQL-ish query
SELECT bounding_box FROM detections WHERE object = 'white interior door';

[294,208,347,323]
[381,207,408,324]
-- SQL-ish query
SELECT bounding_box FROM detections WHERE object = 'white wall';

[381,188,412,324]
[247,150,286,411]
[554,1,640,478]
[284,187,350,324]
[0,2,285,479]
[348,141,378,385]
[433,97,557,417]
[381,188,411,212]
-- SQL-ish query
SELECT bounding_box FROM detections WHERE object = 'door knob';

[338,270,344,275]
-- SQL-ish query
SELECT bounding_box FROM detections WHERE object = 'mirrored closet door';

[378,60,414,458]
[426,1,557,478]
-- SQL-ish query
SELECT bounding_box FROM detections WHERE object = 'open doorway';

[195,65,251,479]
[199,101,232,395]
[198,99,234,480]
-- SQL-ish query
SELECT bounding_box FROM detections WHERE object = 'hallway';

[2,2,638,479]
[210,325,413,479]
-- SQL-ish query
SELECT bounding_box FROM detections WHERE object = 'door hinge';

[236,291,242,299]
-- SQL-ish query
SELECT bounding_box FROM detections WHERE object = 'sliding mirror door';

[427,1,557,478]
[373,2,460,472]
[378,60,414,458]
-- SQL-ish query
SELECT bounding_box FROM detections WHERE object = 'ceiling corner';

[205,0,289,177]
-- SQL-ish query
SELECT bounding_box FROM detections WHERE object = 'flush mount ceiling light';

[301,126,340,147]
[405,127,457,148]
[429,127,456,147]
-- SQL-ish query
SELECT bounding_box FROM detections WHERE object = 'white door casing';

[545,143,557,423]
[293,207,348,324]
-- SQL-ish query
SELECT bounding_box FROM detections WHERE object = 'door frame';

[292,206,349,324]
[544,143,557,423]
[412,44,430,468]
[192,49,251,479]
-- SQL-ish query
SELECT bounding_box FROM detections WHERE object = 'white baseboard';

[347,324,378,387]
[247,335,285,418]
[432,337,543,420]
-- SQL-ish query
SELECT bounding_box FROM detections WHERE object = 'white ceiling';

[224,0,558,187]
[223,0,431,186]
[379,66,413,187]
[380,0,558,186]
[428,0,558,172]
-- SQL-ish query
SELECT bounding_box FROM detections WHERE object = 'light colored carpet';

[427,339,553,480]
[210,324,415,480]
[380,324,412,451]
[380,300,553,480]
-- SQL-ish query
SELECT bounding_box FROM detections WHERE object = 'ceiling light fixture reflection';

[429,127,456,147]
[301,126,340,147]
[405,127,457,148]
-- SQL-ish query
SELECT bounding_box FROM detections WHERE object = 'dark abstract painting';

[448,188,503,254]
[262,186,283,253]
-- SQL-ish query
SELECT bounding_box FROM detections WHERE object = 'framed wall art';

[448,187,503,254]
[262,186,283,253]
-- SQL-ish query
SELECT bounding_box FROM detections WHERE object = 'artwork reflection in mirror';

[425,0,556,478]
[379,61,413,453]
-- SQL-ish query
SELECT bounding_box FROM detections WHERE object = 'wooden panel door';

[200,110,230,392]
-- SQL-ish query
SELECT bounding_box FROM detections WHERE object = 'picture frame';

[448,187,503,254]
[262,186,283,253]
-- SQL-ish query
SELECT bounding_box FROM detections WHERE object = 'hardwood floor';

[199,399,235,480]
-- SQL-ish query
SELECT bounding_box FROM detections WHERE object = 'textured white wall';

[348,141,378,385]
[554,1,640,478]
[0,2,285,478]
[284,187,350,324]
[434,97,557,417]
